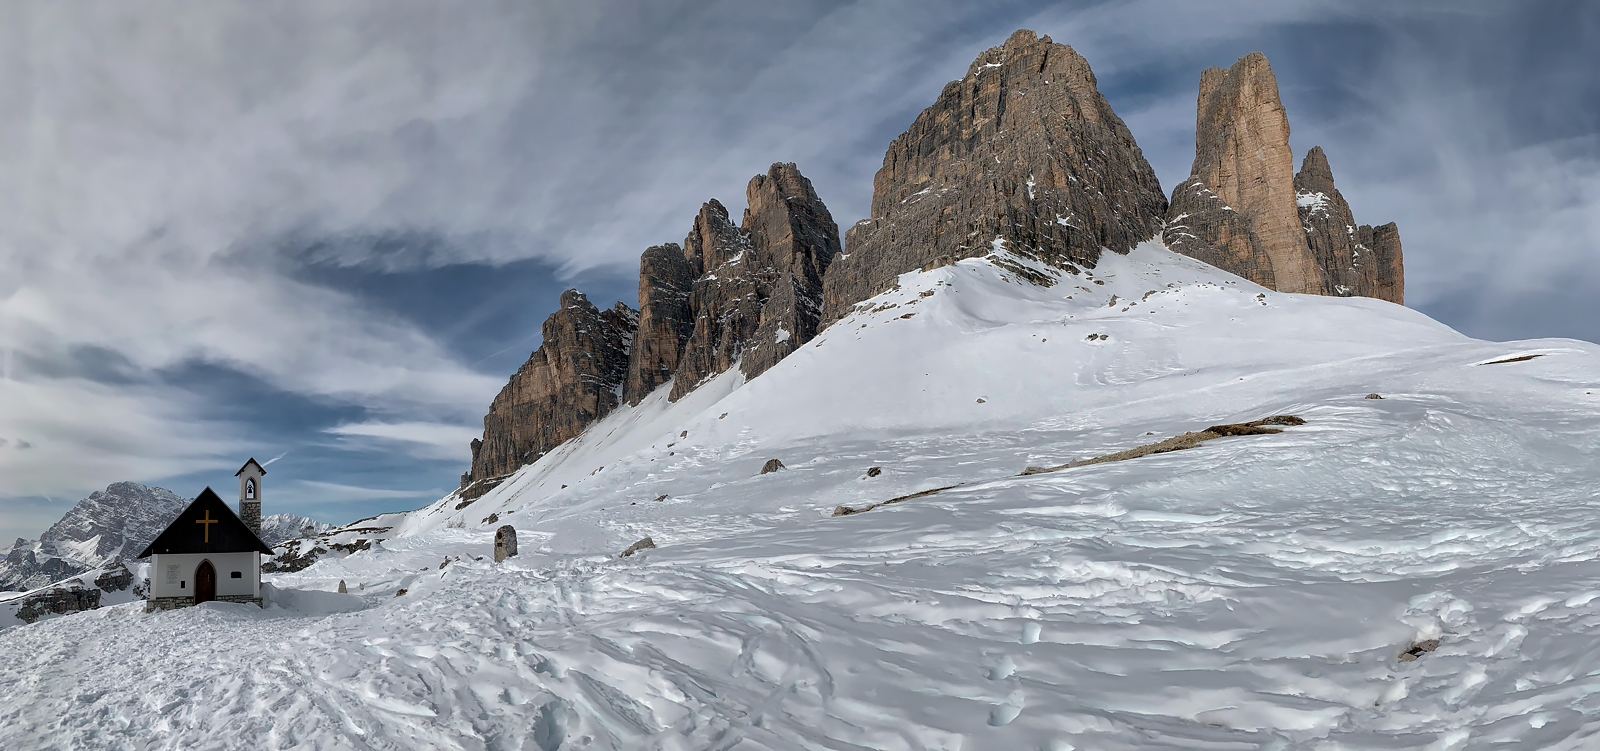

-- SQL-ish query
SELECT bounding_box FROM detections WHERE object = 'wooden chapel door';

[195,560,217,604]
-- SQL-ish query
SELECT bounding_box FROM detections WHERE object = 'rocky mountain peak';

[1,481,185,593]
[457,33,1405,500]
[1293,146,1405,303]
[1164,52,1404,303]
[735,162,840,381]
[461,162,841,497]
[1294,145,1336,195]
[1181,51,1313,294]
[461,289,638,495]
[821,28,1167,325]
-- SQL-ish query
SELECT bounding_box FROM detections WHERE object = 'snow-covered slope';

[3,242,1599,749]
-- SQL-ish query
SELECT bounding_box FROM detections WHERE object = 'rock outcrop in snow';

[0,562,142,629]
[1163,53,1404,303]
[0,482,184,593]
[461,164,842,496]
[820,29,1168,325]
[463,291,639,494]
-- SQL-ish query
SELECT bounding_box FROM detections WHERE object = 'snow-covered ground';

[2,242,1598,750]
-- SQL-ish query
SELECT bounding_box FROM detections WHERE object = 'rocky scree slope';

[1163,52,1403,302]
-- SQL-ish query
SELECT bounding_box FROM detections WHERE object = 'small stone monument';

[494,525,518,562]
[337,580,347,593]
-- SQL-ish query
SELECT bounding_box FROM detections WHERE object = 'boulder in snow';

[620,537,656,557]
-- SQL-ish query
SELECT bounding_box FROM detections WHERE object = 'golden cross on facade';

[195,510,217,543]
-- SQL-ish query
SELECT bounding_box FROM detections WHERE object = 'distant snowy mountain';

[257,513,333,547]
[4,244,1597,748]
[0,482,185,592]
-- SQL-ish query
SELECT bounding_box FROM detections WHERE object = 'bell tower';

[235,457,266,537]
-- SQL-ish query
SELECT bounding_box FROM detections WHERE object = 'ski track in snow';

[4,243,1600,749]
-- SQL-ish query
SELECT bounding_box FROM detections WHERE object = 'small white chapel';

[137,459,274,610]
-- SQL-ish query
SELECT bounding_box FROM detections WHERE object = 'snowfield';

[3,242,1599,750]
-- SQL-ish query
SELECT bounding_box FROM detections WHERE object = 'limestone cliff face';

[1294,147,1404,303]
[623,243,696,403]
[462,291,636,493]
[641,163,840,402]
[671,199,765,400]
[1164,53,1404,303]
[737,164,840,380]
[821,29,1168,325]
[462,164,839,494]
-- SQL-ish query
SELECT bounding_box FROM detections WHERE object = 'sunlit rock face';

[463,291,638,495]
[1164,53,1403,303]
[822,28,1169,326]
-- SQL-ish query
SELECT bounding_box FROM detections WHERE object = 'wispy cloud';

[292,480,442,504]
[324,421,480,462]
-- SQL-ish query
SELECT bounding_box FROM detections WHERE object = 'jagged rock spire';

[1164,53,1404,303]
[461,291,637,493]
[1294,147,1404,303]
[821,29,1168,325]
[462,163,841,495]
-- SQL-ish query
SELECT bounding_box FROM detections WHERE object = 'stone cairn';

[494,525,518,563]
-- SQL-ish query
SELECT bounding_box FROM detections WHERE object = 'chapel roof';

[235,457,267,477]
[136,487,273,557]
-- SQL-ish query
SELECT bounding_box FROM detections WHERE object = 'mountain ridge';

[456,35,1410,499]
[1,482,328,593]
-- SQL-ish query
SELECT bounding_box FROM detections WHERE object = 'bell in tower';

[235,457,266,536]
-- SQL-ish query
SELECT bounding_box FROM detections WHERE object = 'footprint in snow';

[987,690,1025,726]
[987,654,1016,681]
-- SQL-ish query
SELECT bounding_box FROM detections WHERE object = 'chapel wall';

[148,552,259,599]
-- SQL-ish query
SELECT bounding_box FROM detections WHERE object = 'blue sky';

[2,1,1596,542]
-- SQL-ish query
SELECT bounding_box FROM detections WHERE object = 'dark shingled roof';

[136,487,272,557]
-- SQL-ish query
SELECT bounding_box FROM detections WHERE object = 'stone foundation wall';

[145,594,263,611]
[146,596,192,612]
